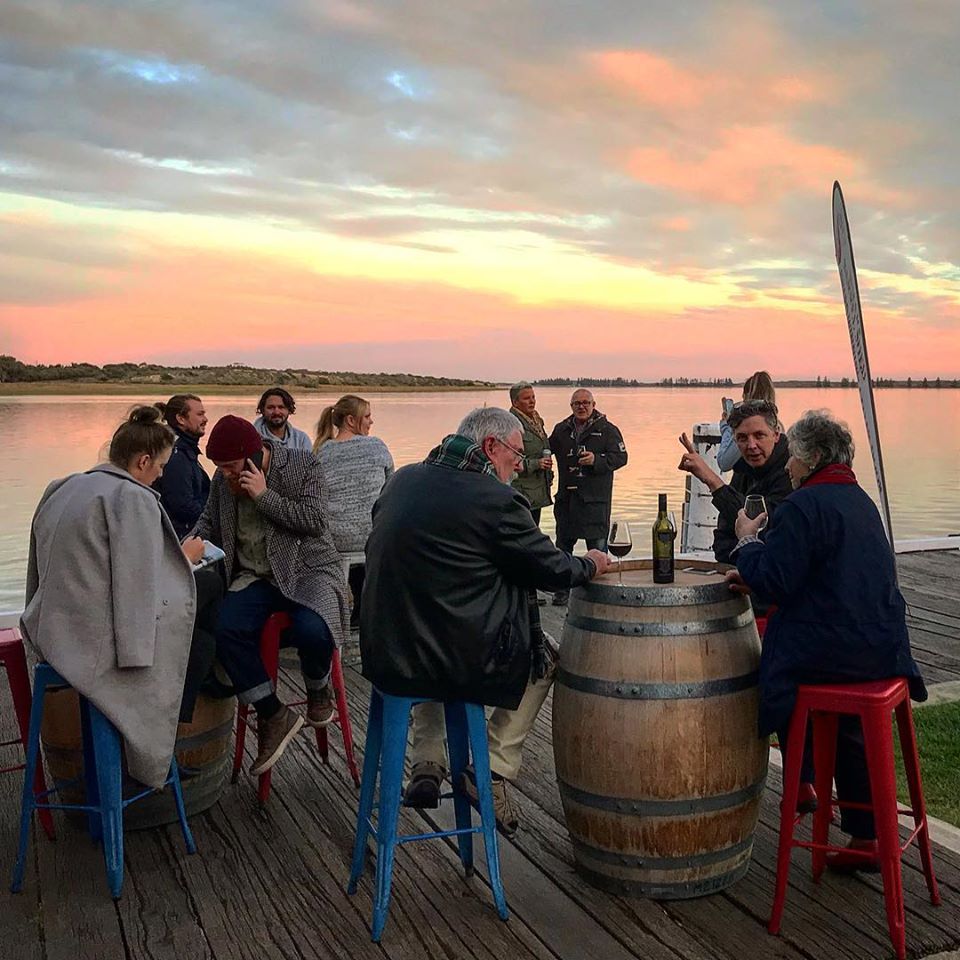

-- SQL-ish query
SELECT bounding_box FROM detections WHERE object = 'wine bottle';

[652,493,676,583]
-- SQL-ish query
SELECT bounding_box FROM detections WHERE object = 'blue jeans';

[215,578,334,704]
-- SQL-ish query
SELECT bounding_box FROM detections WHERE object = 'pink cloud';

[626,125,857,205]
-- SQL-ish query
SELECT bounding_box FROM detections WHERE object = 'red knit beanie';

[206,415,263,463]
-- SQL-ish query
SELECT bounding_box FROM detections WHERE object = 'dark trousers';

[556,535,608,553]
[179,565,223,722]
[215,579,334,705]
[348,564,365,626]
[778,713,874,839]
[530,508,542,526]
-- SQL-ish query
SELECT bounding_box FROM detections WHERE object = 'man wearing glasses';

[548,388,628,605]
[360,406,611,833]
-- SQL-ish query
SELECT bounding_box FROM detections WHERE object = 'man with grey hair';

[548,388,628,604]
[361,406,610,832]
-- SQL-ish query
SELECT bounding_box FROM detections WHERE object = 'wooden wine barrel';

[41,689,236,830]
[552,558,768,899]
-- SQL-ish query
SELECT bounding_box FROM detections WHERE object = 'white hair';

[457,407,522,443]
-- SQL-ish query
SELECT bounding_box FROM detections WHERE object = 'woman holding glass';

[727,410,926,870]
[314,395,394,630]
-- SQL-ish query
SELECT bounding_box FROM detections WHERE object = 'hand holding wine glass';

[736,495,768,539]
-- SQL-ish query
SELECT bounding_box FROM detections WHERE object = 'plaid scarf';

[511,406,548,443]
[423,433,497,477]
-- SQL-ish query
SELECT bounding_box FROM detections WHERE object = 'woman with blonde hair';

[717,371,778,471]
[314,395,394,630]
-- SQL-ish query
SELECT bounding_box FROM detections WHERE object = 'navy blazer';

[155,430,211,540]
[735,480,926,736]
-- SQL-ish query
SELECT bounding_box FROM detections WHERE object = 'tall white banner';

[832,181,895,553]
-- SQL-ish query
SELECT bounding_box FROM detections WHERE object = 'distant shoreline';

[0,382,500,397]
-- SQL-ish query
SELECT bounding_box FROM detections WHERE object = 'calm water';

[2,387,958,614]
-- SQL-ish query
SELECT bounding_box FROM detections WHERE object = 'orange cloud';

[589,49,830,115]
[626,125,857,205]
[590,50,711,110]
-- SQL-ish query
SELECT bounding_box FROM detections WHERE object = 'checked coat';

[191,440,349,647]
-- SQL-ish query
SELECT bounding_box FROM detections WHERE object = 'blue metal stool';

[11,663,197,899]
[348,690,509,941]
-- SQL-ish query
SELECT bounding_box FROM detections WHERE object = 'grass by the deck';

[895,701,960,828]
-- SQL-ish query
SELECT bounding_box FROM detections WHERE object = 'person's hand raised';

[585,549,612,577]
[677,433,710,481]
[240,458,268,499]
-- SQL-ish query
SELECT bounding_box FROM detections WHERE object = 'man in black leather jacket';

[360,407,610,826]
[361,407,608,706]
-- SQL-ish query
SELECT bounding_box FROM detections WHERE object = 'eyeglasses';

[495,437,525,463]
[571,399,594,407]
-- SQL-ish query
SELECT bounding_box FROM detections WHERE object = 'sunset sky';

[2,1,959,381]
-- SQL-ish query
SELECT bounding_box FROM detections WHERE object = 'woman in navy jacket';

[728,410,925,869]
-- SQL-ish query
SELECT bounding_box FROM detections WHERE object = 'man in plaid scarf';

[361,407,610,834]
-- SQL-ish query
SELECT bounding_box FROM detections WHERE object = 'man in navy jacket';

[155,394,211,539]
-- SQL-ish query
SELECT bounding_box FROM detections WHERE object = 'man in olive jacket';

[361,407,609,708]
[548,388,628,604]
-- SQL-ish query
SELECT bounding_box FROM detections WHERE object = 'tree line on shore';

[0,355,493,389]
[537,376,960,388]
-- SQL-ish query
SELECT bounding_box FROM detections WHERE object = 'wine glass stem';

[618,557,623,585]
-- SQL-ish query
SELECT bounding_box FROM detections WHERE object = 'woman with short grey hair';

[507,382,553,526]
[729,408,926,871]
[786,409,855,476]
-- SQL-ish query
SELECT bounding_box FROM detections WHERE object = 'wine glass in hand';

[608,518,632,584]
[743,495,768,532]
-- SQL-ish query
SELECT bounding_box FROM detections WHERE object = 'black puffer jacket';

[712,435,792,563]
[360,462,596,708]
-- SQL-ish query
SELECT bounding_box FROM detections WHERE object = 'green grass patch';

[895,700,960,828]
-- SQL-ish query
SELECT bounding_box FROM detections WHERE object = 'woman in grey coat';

[21,407,202,789]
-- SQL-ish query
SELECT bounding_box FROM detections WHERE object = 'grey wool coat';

[191,441,349,646]
[21,464,196,788]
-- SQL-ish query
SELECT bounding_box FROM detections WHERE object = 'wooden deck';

[1,550,958,960]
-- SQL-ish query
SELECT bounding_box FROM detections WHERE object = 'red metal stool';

[769,678,940,960]
[231,612,360,804]
[0,628,55,840]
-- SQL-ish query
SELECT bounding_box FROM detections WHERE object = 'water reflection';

[1,387,957,613]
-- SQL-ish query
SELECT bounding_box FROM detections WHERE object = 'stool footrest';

[397,825,483,845]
